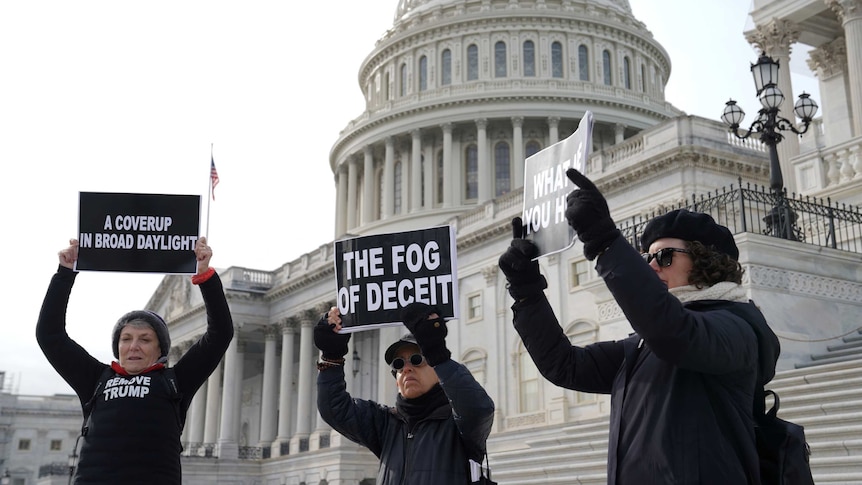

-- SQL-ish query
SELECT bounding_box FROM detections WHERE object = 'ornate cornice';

[265,264,334,301]
[744,264,862,303]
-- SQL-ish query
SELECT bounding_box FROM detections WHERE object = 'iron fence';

[619,178,862,254]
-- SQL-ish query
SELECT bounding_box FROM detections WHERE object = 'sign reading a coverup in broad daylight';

[522,111,594,259]
[333,226,459,333]
[77,192,201,273]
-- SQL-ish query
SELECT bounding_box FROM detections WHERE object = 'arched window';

[565,321,599,404]
[437,150,444,204]
[525,140,541,158]
[495,141,511,196]
[523,40,535,77]
[494,41,507,78]
[551,41,563,78]
[467,44,479,81]
[578,45,589,81]
[602,50,612,86]
[465,144,478,200]
[400,63,407,96]
[383,72,390,101]
[640,64,646,92]
[623,56,632,89]
[419,55,428,91]
[462,349,488,386]
[394,161,403,214]
[441,49,452,86]
[519,344,540,412]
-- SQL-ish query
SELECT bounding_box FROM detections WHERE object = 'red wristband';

[191,267,216,285]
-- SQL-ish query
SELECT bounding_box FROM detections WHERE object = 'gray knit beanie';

[112,310,171,359]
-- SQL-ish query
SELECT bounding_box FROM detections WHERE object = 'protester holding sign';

[497,168,780,484]
[36,236,233,484]
[314,303,495,485]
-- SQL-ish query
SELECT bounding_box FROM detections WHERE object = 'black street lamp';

[721,54,819,240]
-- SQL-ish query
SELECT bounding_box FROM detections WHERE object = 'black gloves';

[565,168,620,260]
[400,302,451,366]
[313,314,351,361]
[498,217,548,301]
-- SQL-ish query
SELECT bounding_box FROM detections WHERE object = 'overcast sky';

[0,0,820,396]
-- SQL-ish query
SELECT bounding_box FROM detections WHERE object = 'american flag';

[210,157,220,200]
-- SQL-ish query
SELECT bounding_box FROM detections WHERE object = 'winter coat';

[317,359,495,485]
[36,266,234,484]
[512,236,779,484]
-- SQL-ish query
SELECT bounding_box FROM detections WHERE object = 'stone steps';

[490,354,862,483]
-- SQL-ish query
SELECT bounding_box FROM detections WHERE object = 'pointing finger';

[566,168,599,192]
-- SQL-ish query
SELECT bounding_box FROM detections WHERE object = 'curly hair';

[685,241,744,288]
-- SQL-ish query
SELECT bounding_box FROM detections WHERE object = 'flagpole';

[206,143,212,240]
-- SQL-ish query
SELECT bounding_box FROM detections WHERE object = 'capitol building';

[4,0,861,484]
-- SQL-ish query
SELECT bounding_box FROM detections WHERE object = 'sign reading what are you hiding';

[522,111,594,259]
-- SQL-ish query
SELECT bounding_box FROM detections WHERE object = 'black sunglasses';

[391,354,426,371]
[642,247,691,267]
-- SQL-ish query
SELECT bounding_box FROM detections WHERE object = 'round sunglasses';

[390,353,426,371]
[642,247,690,267]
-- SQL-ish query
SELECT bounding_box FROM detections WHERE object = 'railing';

[238,446,261,460]
[618,178,862,254]
[38,462,68,477]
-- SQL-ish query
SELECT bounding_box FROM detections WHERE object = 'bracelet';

[317,361,343,371]
[191,267,216,285]
[321,357,345,365]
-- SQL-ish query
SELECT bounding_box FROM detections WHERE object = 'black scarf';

[396,383,450,432]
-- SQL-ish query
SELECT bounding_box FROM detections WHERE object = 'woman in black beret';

[498,169,780,484]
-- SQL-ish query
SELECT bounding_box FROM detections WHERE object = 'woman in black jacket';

[315,302,495,484]
[36,237,233,484]
[498,169,780,484]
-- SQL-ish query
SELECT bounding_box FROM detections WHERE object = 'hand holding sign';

[400,302,450,366]
[564,168,620,261]
[497,217,548,301]
[58,239,79,270]
[313,308,351,361]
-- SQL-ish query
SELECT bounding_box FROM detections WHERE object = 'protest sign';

[522,111,594,258]
[77,192,201,273]
[333,225,459,333]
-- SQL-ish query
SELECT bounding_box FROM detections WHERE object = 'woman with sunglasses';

[313,302,495,484]
[498,168,780,484]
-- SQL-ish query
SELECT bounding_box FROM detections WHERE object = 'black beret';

[641,209,739,260]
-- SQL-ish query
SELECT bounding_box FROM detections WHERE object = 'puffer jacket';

[512,236,779,484]
[318,359,494,485]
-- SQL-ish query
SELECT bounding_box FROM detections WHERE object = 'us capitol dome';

[330,0,681,238]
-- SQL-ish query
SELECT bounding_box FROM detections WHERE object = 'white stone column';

[203,360,222,446]
[548,117,560,145]
[217,328,240,459]
[410,130,422,212]
[423,141,434,208]
[746,18,801,193]
[291,310,316,452]
[512,117,524,189]
[362,146,375,224]
[274,319,296,456]
[827,0,862,137]
[477,119,490,203]
[335,167,348,237]
[187,379,207,446]
[441,123,454,207]
[383,137,395,218]
[258,325,279,447]
[807,37,852,146]
[346,156,358,231]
